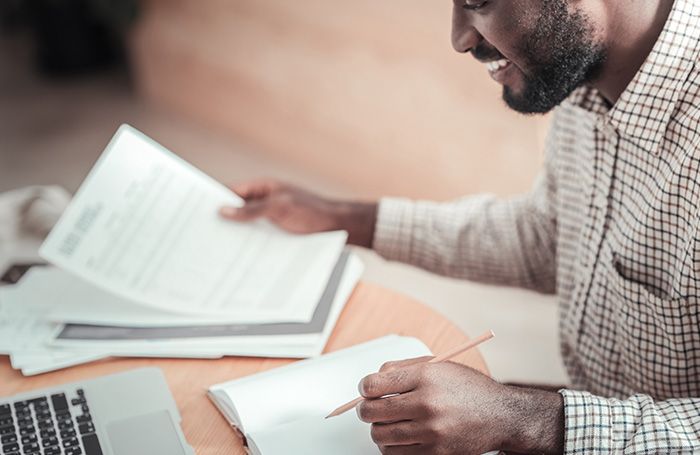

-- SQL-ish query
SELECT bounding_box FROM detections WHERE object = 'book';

[208,335,432,454]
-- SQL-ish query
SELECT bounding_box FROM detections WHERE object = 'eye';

[462,0,489,11]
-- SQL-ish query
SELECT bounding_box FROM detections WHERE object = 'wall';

[128,0,550,200]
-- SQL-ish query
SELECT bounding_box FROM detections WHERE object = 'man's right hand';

[219,179,378,248]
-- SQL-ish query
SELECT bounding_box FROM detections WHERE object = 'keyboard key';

[0,417,12,427]
[76,414,92,424]
[21,433,37,444]
[2,441,19,452]
[22,441,40,452]
[62,437,80,448]
[41,435,58,447]
[66,448,83,455]
[1,434,17,444]
[19,426,35,437]
[0,425,15,436]
[50,395,68,412]
[60,428,76,439]
[40,428,56,439]
[0,405,9,417]
[45,446,61,455]
[16,417,32,427]
[58,420,74,431]
[81,434,103,455]
[78,423,95,435]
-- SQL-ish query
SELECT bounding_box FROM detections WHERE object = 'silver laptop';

[0,368,193,455]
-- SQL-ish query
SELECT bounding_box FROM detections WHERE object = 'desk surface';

[0,282,487,454]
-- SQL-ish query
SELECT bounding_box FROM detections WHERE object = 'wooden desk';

[0,282,488,454]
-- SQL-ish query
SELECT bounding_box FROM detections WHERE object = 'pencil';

[325,329,495,419]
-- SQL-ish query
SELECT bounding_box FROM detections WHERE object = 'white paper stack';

[0,125,362,375]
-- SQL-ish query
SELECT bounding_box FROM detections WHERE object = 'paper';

[40,124,347,321]
[210,335,432,434]
[56,251,352,339]
[249,413,377,455]
[0,286,114,375]
[50,253,363,359]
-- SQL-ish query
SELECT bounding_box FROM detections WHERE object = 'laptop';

[0,368,193,455]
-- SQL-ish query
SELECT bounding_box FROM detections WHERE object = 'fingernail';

[220,207,237,217]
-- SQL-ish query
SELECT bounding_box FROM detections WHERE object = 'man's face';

[452,0,607,114]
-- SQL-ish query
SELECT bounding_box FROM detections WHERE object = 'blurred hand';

[219,179,378,247]
[356,358,564,455]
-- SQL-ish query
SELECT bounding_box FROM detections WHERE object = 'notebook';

[208,336,432,454]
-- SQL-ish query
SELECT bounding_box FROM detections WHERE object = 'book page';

[39,125,347,320]
[210,336,432,434]
[249,412,378,455]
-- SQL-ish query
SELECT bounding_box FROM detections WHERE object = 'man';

[220,0,700,453]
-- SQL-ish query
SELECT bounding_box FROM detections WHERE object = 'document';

[40,125,347,321]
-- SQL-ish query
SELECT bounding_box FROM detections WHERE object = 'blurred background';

[0,0,566,384]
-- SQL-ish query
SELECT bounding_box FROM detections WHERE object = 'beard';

[502,0,607,114]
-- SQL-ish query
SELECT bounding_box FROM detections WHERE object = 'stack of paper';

[0,125,362,375]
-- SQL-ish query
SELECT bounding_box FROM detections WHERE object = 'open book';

[208,336,432,454]
[209,336,501,454]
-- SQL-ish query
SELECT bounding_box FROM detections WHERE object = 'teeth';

[486,58,510,72]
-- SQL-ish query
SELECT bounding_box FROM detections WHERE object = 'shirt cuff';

[560,389,642,454]
[560,389,614,454]
[372,197,417,263]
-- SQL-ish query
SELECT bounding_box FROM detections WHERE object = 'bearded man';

[220,0,700,453]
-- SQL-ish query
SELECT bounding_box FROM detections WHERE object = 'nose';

[451,7,481,53]
[452,24,481,53]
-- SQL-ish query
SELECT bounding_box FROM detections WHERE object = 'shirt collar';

[566,0,700,153]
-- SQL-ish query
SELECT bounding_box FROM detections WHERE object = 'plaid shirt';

[373,1,700,453]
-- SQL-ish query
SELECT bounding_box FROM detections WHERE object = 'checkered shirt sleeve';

[561,390,700,454]
[374,170,557,294]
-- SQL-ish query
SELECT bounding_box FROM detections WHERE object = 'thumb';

[219,200,269,222]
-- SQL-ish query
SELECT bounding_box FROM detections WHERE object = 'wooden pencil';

[325,329,496,419]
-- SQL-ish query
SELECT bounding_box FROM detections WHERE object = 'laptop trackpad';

[106,410,187,455]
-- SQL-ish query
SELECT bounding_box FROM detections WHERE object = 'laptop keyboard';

[0,388,102,455]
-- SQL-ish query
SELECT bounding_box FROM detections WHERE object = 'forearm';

[500,386,565,454]
[331,200,378,248]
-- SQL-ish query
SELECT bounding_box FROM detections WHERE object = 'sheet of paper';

[50,254,363,359]
[40,124,347,321]
[210,335,432,435]
[0,287,114,375]
[249,413,378,455]
[18,268,295,326]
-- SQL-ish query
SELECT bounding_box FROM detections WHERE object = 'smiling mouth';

[485,58,511,74]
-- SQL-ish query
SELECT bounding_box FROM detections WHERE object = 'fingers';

[359,367,422,399]
[357,392,411,423]
[379,356,434,373]
[219,200,268,221]
[370,421,425,446]
[228,179,283,201]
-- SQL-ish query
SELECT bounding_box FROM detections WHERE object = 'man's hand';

[219,179,378,248]
[356,358,565,455]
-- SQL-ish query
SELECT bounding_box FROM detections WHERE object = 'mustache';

[471,43,505,62]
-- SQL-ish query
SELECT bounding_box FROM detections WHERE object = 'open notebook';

[209,336,501,454]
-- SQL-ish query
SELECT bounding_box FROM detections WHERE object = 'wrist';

[333,201,378,248]
[500,386,565,454]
